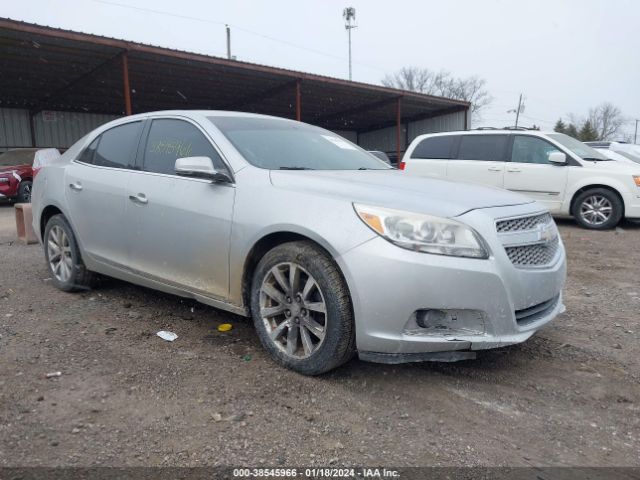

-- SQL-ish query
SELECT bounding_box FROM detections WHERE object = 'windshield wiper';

[582,157,610,161]
[279,166,314,170]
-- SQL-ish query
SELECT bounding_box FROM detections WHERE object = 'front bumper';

[337,203,567,360]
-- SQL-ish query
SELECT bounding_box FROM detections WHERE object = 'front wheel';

[573,188,623,230]
[17,181,32,203]
[250,241,355,375]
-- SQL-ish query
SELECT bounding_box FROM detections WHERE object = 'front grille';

[496,212,552,233]
[505,236,559,267]
[515,294,560,326]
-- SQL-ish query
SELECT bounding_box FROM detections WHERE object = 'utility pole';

[343,7,356,81]
[508,94,525,128]
[226,24,231,60]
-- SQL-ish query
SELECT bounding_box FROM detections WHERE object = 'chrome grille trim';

[496,212,553,233]
[495,212,559,268]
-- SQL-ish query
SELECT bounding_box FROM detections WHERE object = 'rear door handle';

[69,182,83,191]
[129,193,148,205]
[487,167,502,172]
[507,168,522,173]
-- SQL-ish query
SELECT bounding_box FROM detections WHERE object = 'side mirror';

[175,156,232,183]
[548,152,567,165]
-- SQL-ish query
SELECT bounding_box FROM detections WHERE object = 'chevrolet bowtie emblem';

[537,222,556,243]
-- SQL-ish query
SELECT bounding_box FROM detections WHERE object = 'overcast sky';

[4,0,640,137]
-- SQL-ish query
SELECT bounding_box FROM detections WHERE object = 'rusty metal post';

[295,79,302,121]
[122,52,132,116]
[396,96,402,163]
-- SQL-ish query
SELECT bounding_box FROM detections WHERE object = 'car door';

[126,117,235,300]
[504,135,569,213]
[446,134,508,188]
[403,135,458,178]
[65,121,143,267]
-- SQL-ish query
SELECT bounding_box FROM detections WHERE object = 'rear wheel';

[573,188,622,230]
[17,181,32,203]
[250,241,355,375]
[44,214,96,291]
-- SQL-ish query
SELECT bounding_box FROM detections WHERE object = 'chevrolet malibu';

[32,111,566,375]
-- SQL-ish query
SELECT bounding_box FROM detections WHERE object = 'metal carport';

[0,18,470,158]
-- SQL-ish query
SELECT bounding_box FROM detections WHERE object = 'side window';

[411,136,456,159]
[93,122,143,169]
[143,119,226,175]
[511,136,561,164]
[457,135,508,161]
[78,137,100,164]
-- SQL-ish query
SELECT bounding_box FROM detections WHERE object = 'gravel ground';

[0,202,638,467]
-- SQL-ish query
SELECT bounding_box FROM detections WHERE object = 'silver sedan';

[32,111,566,375]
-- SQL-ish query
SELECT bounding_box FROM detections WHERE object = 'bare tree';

[382,67,492,117]
[587,103,625,140]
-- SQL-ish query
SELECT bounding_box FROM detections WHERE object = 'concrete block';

[15,203,38,245]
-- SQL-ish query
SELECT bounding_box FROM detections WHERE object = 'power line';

[92,0,387,73]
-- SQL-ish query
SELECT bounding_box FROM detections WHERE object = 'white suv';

[401,129,640,229]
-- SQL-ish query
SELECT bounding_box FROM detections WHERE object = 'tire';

[17,181,32,203]
[250,241,355,375]
[43,214,96,291]
[573,188,623,230]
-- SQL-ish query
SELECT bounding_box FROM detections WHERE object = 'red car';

[0,148,60,203]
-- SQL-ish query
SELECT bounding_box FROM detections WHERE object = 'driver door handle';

[487,167,502,172]
[129,193,148,205]
[507,168,522,173]
[69,182,83,191]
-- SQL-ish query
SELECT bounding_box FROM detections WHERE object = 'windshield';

[208,116,391,170]
[547,133,609,161]
[0,149,37,167]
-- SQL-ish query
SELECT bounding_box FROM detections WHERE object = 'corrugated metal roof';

[0,18,469,132]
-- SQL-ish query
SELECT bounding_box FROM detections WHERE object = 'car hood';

[580,160,640,174]
[269,170,534,218]
[0,164,30,173]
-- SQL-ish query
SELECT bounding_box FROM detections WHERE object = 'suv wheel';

[250,241,355,375]
[17,181,32,203]
[573,188,623,230]
[44,214,96,291]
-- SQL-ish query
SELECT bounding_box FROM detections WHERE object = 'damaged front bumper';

[337,204,567,364]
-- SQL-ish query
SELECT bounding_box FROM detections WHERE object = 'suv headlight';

[354,204,489,259]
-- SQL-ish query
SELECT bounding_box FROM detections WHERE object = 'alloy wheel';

[47,225,73,282]
[23,183,32,202]
[259,262,327,359]
[579,195,612,226]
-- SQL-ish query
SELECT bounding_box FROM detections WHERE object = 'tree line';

[553,103,623,142]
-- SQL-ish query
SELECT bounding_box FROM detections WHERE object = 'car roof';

[413,129,557,140]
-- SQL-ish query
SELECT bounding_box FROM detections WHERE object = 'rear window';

[457,135,508,161]
[93,122,143,169]
[411,136,456,159]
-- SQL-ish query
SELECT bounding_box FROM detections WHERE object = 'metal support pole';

[347,27,352,81]
[635,119,638,144]
[226,25,231,59]
[396,97,402,163]
[295,79,302,121]
[122,52,132,116]
[29,112,37,147]
[464,108,469,130]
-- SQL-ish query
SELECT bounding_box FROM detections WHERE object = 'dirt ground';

[0,202,638,468]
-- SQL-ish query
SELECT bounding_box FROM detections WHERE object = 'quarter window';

[143,119,225,175]
[93,122,143,169]
[457,135,508,161]
[411,136,456,159]
[511,136,562,164]
[78,137,99,164]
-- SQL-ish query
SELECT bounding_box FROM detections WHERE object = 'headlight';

[354,204,489,259]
